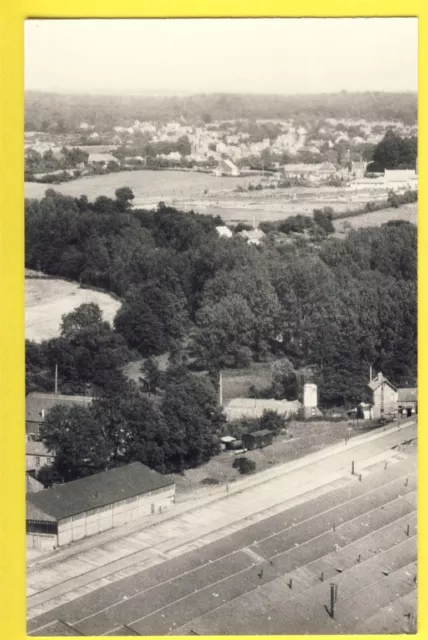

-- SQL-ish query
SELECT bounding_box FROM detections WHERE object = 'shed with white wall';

[26,462,175,550]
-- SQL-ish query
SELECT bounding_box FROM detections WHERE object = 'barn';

[26,462,175,551]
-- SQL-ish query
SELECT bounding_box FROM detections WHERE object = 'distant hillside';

[25,91,417,131]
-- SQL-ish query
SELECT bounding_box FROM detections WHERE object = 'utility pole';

[219,370,223,407]
[330,584,336,618]
[54,363,58,395]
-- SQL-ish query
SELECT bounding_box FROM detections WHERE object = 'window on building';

[35,457,40,466]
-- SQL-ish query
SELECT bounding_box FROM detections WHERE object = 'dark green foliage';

[26,304,130,396]
[26,186,417,414]
[372,130,417,170]
[26,91,417,131]
[233,457,256,474]
[161,367,224,471]
[313,207,334,234]
[114,282,189,356]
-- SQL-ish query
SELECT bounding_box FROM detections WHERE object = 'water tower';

[303,383,318,416]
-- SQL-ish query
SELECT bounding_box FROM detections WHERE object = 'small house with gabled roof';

[368,372,398,419]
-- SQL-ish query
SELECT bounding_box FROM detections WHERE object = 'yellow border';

[0,4,424,640]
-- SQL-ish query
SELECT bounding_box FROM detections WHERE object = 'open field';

[27,422,416,636]
[25,276,121,342]
[24,170,249,202]
[25,170,416,227]
[334,202,417,235]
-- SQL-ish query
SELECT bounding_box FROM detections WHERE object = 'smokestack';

[219,370,223,407]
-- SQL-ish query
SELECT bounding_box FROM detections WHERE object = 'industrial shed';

[224,398,302,422]
[26,462,175,551]
[242,429,273,451]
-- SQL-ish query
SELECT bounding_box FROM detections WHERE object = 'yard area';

[173,419,379,500]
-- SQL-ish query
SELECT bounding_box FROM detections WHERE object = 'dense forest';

[26,188,416,483]
[25,91,418,131]
[26,189,417,404]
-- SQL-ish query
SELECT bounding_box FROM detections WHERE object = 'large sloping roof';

[26,462,174,521]
[225,398,301,421]
[26,392,94,423]
[29,620,83,636]
[368,373,397,392]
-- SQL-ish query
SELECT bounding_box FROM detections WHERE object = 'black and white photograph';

[25,17,417,635]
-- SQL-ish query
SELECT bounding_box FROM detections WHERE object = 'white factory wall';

[57,485,175,547]
[26,533,57,551]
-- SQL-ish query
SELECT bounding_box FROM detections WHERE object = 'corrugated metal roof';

[26,462,174,521]
[29,621,83,636]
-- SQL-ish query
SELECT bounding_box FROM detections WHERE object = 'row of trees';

[26,188,417,408]
[25,91,417,132]
[39,365,223,485]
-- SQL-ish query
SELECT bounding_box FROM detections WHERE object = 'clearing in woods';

[334,202,417,235]
[25,274,121,342]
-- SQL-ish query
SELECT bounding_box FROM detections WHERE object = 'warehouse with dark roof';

[26,462,175,550]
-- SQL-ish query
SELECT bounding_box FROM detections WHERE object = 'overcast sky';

[25,18,418,95]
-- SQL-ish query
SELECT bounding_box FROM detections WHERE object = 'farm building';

[26,392,95,438]
[368,372,398,419]
[224,398,302,422]
[384,169,417,183]
[242,429,274,451]
[216,225,233,238]
[213,159,240,177]
[26,440,54,473]
[282,162,336,182]
[238,228,266,246]
[26,462,175,551]
[397,388,417,417]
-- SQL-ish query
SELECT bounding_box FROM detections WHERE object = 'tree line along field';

[25,274,121,342]
[334,202,417,235]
